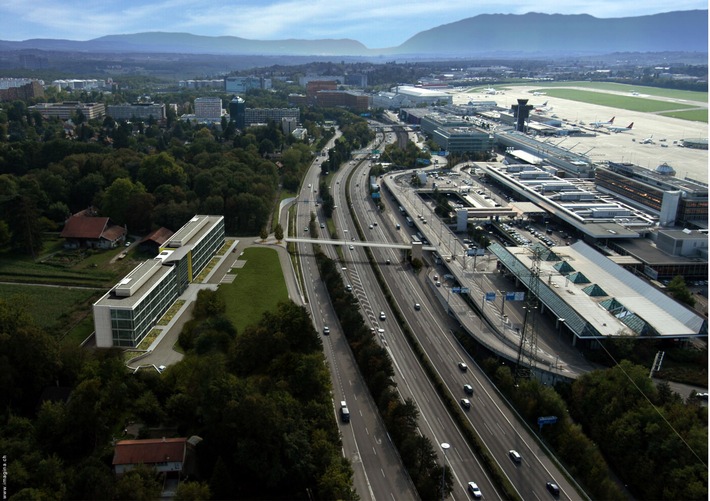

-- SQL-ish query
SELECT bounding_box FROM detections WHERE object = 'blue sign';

[371,192,381,199]
[460,287,470,294]
[485,292,496,302]
[452,287,461,294]
[514,292,525,301]
[537,416,558,425]
[505,292,517,301]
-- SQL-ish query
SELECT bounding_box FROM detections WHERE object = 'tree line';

[0,291,354,500]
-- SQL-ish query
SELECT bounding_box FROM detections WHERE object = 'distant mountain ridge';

[0,10,706,57]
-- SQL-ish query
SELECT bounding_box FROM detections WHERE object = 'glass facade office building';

[94,215,225,348]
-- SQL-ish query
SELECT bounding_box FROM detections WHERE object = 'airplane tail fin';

[609,116,615,124]
[628,122,634,129]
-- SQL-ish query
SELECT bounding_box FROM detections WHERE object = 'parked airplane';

[590,116,615,128]
[485,87,498,95]
[532,91,547,96]
[640,134,655,144]
[607,122,634,133]
[534,101,551,112]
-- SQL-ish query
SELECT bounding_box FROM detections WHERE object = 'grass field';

[218,246,289,333]
[500,81,707,123]
[0,283,100,339]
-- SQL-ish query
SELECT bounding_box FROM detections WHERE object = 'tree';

[667,275,696,308]
[174,481,211,501]
[260,226,268,241]
[101,178,146,226]
[113,465,162,501]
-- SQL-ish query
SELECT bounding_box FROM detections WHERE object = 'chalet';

[60,208,127,249]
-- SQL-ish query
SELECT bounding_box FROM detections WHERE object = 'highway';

[296,131,418,501]
[297,122,586,500]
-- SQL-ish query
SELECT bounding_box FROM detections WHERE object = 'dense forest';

[0,91,373,255]
[0,291,353,500]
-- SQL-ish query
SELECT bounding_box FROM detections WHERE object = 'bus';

[406,216,414,227]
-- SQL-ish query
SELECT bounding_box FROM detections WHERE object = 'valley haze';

[0,10,707,58]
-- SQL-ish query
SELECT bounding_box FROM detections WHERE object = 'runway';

[453,84,708,183]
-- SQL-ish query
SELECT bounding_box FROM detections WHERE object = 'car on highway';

[369,224,374,229]
[467,481,482,498]
[345,284,352,292]
[546,482,560,497]
[323,326,330,335]
[463,384,474,395]
[460,398,471,410]
[414,303,421,311]
[379,311,386,320]
[320,223,325,229]
[458,362,468,372]
[349,245,354,250]
[509,450,522,463]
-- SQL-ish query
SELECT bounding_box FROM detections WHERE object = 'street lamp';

[440,442,450,501]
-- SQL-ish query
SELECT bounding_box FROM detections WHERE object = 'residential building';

[60,208,126,249]
[313,90,370,112]
[113,438,189,475]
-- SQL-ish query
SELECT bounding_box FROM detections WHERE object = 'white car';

[379,311,386,320]
[467,482,482,498]
[349,245,354,250]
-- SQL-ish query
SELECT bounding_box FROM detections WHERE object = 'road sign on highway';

[537,416,558,425]
[452,287,461,294]
[485,292,496,301]
[460,287,470,294]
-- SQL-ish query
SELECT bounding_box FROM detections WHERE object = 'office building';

[228,96,246,129]
[93,215,225,348]
[242,107,300,127]
[225,76,271,93]
[107,103,167,122]
[194,97,223,120]
[29,101,105,120]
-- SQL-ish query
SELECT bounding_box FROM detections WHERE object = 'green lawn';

[219,246,289,333]
[536,88,696,113]
[0,283,100,338]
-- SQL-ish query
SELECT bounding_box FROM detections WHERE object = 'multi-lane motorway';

[294,126,585,500]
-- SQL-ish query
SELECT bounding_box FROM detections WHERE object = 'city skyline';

[1,0,707,48]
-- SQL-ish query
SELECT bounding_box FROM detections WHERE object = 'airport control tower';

[511,98,533,133]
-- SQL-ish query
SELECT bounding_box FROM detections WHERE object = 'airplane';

[589,116,615,128]
[631,91,640,96]
[607,122,634,133]
[532,91,547,96]
[640,134,655,144]
[534,101,551,112]
[484,87,498,95]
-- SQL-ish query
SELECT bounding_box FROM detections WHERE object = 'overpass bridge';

[285,238,434,260]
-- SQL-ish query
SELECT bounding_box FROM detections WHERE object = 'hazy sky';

[2,0,707,47]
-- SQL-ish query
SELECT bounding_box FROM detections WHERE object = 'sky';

[1,0,707,47]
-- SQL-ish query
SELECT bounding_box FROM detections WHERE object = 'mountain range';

[0,11,706,58]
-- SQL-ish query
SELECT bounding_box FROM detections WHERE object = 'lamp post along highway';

[440,442,450,501]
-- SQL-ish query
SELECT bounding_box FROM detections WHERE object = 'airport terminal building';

[93,215,225,348]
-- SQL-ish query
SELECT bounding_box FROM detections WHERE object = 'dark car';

[546,482,560,496]
[463,384,474,395]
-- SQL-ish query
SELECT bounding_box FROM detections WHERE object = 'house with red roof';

[60,208,127,249]
[112,437,189,475]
